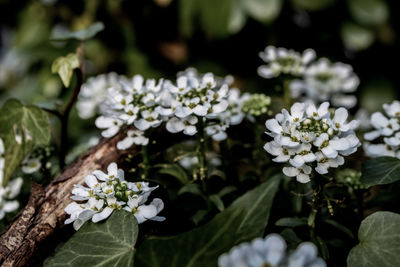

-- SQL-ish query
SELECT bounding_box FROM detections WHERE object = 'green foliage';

[292,0,334,11]
[0,99,50,185]
[275,217,308,227]
[44,211,138,267]
[361,157,400,187]
[155,163,190,184]
[347,211,400,267]
[341,22,375,51]
[134,175,280,267]
[50,22,105,41]
[51,53,80,87]
[243,0,282,24]
[348,0,389,27]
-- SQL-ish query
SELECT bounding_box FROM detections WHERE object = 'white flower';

[117,130,149,150]
[21,157,41,174]
[134,110,162,131]
[0,177,23,220]
[119,104,139,125]
[205,124,228,141]
[264,102,360,183]
[258,46,316,78]
[65,162,165,230]
[290,58,359,108]
[95,116,123,138]
[77,73,123,119]
[218,233,326,267]
[166,116,198,135]
[364,100,400,159]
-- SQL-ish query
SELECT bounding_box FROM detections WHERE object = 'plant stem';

[141,144,149,179]
[59,68,84,169]
[196,117,207,180]
[283,79,292,109]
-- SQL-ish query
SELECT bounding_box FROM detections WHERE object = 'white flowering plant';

[1,9,400,267]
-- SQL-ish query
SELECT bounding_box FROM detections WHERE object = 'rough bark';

[0,132,138,267]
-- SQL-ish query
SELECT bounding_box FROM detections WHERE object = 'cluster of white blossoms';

[264,102,360,183]
[364,100,400,158]
[76,72,123,119]
[257,46,316,78]
[0,138,23,220]
[257,46,359,108]
[290,58,359,108]
[218,234,326,267]
[65,162,165,230]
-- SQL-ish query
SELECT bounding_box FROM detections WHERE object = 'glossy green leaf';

[135,175,281,267]
[44,211,138,267]
[348,0,389,27]
[347,211,400,267]
[361,156,400,187]
[0,99,50,186]
[51,53,80,87]
[50,22,105,41]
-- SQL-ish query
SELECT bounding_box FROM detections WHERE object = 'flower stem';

[141,144,150,179]
[196,117,207,180]
[283,79,292,109]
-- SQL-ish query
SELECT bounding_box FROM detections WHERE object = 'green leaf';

[217,186,237,198]
[155,163,190,184]
[50,22,105,41]
[0,99,50,186]
[348,0,389,27]
[44,211,138,267]
[275,217,308,227]
[361,157,400,187]
[341,22,375,51]
[135,175,281,267]
[243,0,282,23]
[52,53,80,87]
[178,183,204,197]
[292,0,334,11]
[323,219,354,239]
[347,211,400,267]
[210,194,225,211]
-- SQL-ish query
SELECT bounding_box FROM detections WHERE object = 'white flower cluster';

[218,233,326,267]
[264,102,360,183]
[290,58,359,108]
[364,100,400,158]
[257,46,359,108]
[1,138,23,220]
[89,68,246,148]
[258,46,316,78]
[65,162,165,230]
[77,72,123,119]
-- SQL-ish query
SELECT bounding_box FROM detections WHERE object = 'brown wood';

[0,132,138,267]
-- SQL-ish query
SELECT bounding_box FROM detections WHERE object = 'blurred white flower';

[364,100,400,159]
[21,157,42,174]
[258,46,316,78]
[265,102,360,183]
[218,233,326,267]
[117,130,149,150]
[290,58,359,108]
[95,116,123,138]
[77,73,123,119]
[0,177,23,220]
[65,162,165,230]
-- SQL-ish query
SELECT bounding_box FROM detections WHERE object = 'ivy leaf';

[51,53,80,87]
[135,175,281,267]
[0,99,50,186]
[347,211,400,267]
[44,211,138,267]
[155,163,190,184]
[50,22,105,41]
[361,156,400,187]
